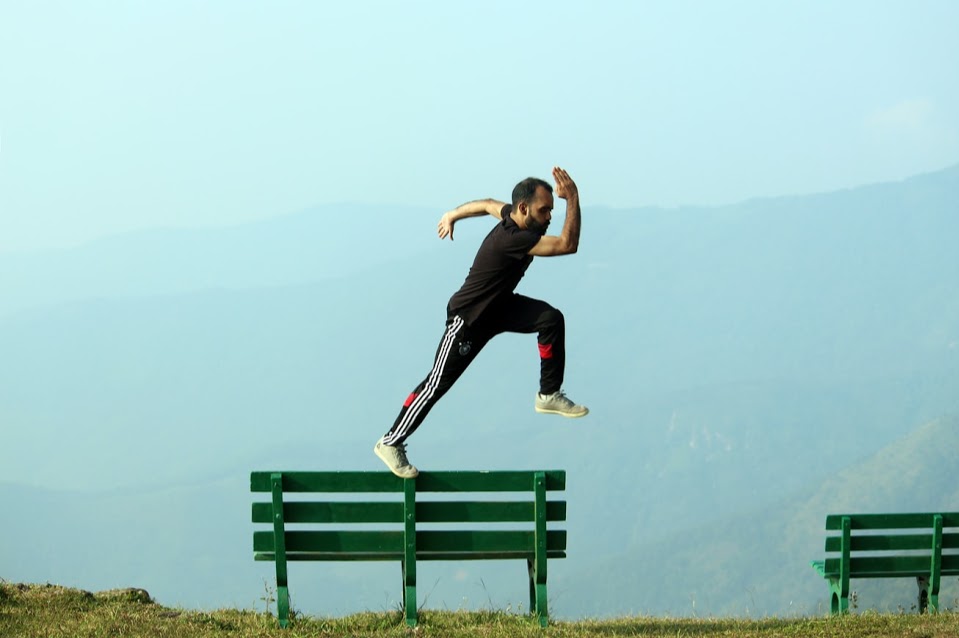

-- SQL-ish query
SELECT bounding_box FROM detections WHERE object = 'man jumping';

[375,166,588,478]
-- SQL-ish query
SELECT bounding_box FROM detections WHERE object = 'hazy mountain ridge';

[0,203,441,319]
[2,166,957,616]
[3,163,956,319]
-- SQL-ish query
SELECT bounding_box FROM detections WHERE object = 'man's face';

[523,186,554,235]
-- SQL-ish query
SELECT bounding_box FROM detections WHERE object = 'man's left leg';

[494,295,588,418]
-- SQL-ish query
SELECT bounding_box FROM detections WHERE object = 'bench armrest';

[810,560,827,577]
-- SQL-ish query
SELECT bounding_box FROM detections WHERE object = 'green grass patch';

[3,582,959,637]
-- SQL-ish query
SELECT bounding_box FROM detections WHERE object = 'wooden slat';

[417,550,567,561]
[255,529,566,554]
[253,530,403,553]
[252,472,403,493]
[937,532,958,550]
[942,554,959,574]
[825,513,959,530]
[848,556,927,574]
[823,532,959,552]
[415,471,566,492]
[254,550,568,562]
[252,501,403,524]
[416,530,567,553]
[823,555,948,576]
[417,501,566,523]
[251,470,566,493]
[817,554,959,578]
[251,500,568,524]
[825,533,933,552]
[255,551,401,561]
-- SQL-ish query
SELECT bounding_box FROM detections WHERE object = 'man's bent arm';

[438,199,507,240]
[529,167,581,257]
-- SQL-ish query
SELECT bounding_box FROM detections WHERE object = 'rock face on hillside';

[94,587,154,604]
[0,583,153,605]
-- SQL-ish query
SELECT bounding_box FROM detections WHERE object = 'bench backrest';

[821,512,959,578]
[251,470,567,558]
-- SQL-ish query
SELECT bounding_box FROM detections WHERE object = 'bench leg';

[526,558,548,626]
[828,578,848,615]
[401,560,417,627]
[916,576,938,614]
[277,585,290,628]
[526,559,535,615]
[535,583,549,627]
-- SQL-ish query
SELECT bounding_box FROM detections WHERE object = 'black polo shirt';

[447,205,542,325]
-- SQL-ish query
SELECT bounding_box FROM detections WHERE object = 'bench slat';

[252,500,568,524]
[254,530,403,553]
[254,529,567,554]
[255,550,568,562]
[253,501,403,524]
[825,513,959,530]
[251,471,566,493]
[418,530,567,553]
[419,500,566,523]
[252,472,401,493]
[824,532,959,552]
[416,472,566,492]
[821,554,959,577]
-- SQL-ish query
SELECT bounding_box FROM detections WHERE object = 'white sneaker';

[535,390,589,418]
[374,438,419,478]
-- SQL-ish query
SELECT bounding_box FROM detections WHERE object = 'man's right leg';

[376,315,485,476]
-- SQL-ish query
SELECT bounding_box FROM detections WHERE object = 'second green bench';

[810,512,959,614]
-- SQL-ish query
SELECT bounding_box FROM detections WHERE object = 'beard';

[526,218,549,235]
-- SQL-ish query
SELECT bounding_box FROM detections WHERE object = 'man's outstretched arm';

[438,199,507,240]
[529,167,581,257]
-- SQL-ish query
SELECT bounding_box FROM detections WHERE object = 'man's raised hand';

[552,166,578,200]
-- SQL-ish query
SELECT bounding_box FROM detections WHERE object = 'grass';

[3,582,959,638]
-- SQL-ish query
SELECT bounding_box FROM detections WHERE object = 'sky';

[1,0,957,253]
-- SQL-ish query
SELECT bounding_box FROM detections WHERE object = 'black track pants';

[382,294,566,446]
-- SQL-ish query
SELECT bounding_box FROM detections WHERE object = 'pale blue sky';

[1,0,957,253]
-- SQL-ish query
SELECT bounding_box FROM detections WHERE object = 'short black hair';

[511,177,552,208]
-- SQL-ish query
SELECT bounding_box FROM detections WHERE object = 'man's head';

[511,177,553,234]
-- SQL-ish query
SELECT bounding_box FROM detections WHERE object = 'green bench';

[251,470,567,628]
[810,512,959,614]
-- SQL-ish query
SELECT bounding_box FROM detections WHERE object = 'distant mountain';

[0,203,441,318]
[1,165,957,617]
[563,415,959,617]
[2,163,956,321]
